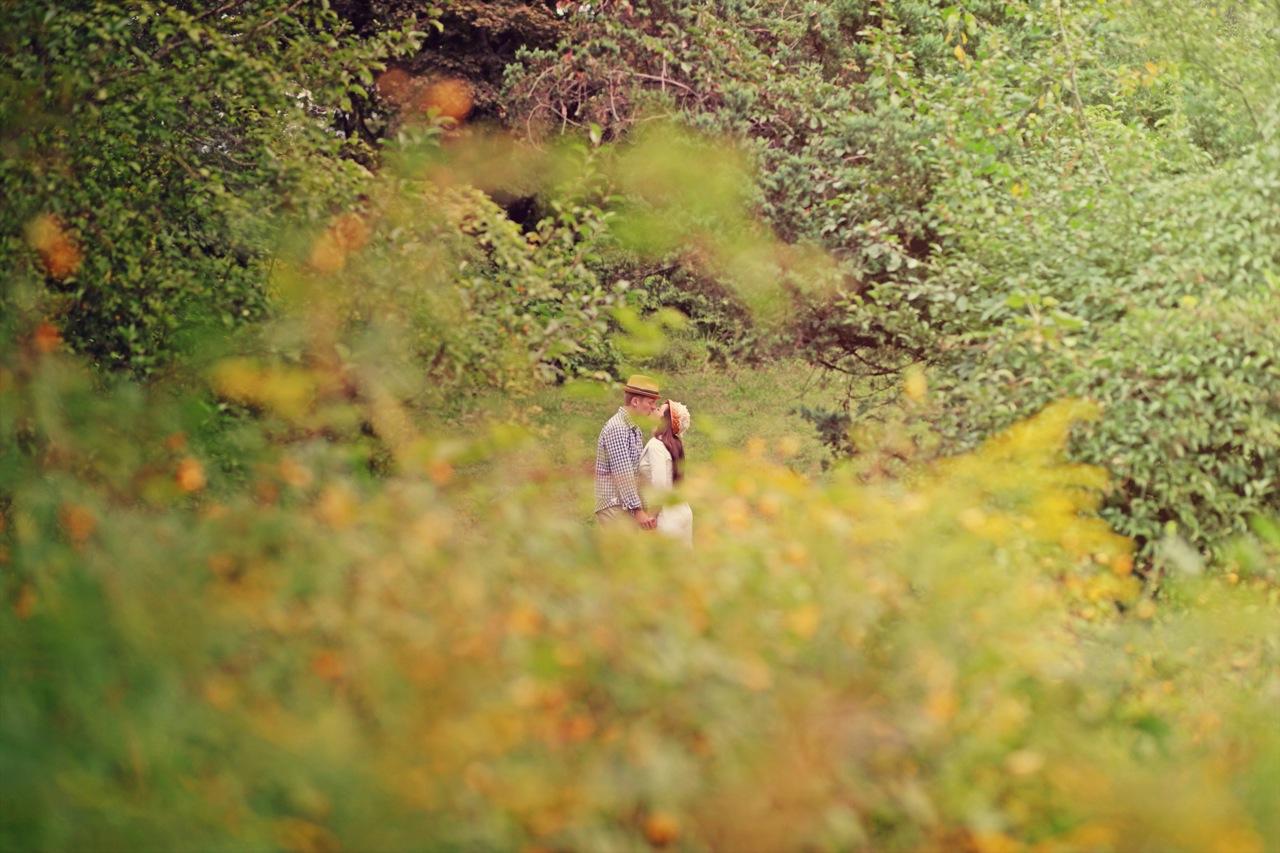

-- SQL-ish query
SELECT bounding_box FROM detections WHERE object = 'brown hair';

[655,403,685,482]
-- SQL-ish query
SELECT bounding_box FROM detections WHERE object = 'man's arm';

[602,425,643,511]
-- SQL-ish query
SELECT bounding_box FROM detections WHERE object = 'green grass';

[531,359,835,473]
[448,360,838,523]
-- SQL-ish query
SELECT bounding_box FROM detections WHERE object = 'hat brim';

[624,385,661,398]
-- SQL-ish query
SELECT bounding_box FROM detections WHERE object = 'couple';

[593,374,694,545]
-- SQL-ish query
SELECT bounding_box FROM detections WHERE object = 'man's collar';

[618,406,639,430]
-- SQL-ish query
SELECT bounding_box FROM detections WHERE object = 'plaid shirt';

[595,407,644,512]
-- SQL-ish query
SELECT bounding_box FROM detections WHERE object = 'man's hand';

[632,509,658,530]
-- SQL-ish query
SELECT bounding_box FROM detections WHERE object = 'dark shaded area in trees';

[338,0,567,122]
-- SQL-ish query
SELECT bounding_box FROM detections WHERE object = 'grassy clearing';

[543,360,831,466]
[448,360,838,523]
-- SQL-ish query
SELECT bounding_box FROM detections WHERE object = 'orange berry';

[33,322,62,353]
[311,650,345,682]
[176,457,206,493]
[255,479,280,506]
[26,215,82,279]
[375,67,412,104]
[643,812,680,847]
[331,212,369,253]
[418,78,473,122]
[561,714,595,743]
[59,503,97,544]
[506,603,543,637]
[13,584,36,620]
[1109,553,1134,577]
[427,459,454,486]
[278,458,314,489]
[43,239,83,279]
[207,553,236,580]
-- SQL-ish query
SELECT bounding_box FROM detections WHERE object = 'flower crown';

[666,400,691,436]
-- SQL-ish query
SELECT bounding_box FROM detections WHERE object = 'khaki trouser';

[595,506,634,525]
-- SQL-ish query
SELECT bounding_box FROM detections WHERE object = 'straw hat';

[623,374,661,398]
[667,400,691,436]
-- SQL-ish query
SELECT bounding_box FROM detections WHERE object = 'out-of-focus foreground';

[2,1,1279,850]
[5,297,1278,850]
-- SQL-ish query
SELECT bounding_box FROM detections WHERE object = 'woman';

[637,399,693,546]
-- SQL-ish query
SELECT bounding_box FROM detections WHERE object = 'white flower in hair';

[667,400,691,436]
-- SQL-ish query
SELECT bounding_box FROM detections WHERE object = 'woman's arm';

[649,440,674,491]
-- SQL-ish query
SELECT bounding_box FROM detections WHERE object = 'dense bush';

[5,292,1278,849]
[503,0,955,273]
[3,4,1279,849]
[899,6,1280,557]
[13,0,1271,556]
[6,105,1280,845]
[625,265,762,365]
[928,292,1279,555]
[0,1,422,373]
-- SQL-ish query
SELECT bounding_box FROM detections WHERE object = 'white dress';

[637,437,694,546]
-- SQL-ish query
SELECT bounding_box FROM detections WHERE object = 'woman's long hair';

[655,404,685,483]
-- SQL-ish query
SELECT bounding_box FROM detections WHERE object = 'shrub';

[791,0,1280,558]
[931,294,1280,555]
[4,311,1278,849]
[4,111,1277,839]
[0,1,422,373]
[627,264,762,365]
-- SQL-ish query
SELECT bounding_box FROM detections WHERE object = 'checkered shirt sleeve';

[595,410,643,511]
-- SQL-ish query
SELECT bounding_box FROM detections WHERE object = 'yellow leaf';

[506,602,543,637]
[904,365,928,402]
[925,687,957,723]
[786,603,822,638]
[954,44,968,62]
[315,485,356,529]
[1005,749,1044,776]
[739,657,773,691]
[973,831,1020,853]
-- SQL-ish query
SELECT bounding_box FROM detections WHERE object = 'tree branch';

[1054,0,1112,182]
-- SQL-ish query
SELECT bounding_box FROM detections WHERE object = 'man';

[595,374,660,529]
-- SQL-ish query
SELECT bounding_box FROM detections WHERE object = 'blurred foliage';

[5,285,1278,849]
[5,106,1280,848]
[3,2,1279,848]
